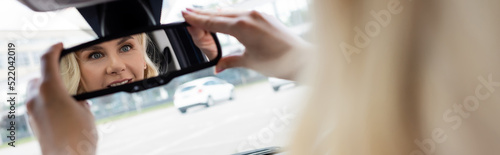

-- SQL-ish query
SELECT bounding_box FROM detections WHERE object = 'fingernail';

[186,8,194,12]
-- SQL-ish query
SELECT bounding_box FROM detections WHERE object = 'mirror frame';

[59,22,222,101]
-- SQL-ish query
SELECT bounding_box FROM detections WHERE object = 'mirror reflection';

[59,26,219,95]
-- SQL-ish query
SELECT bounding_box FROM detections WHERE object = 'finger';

[26,78,41,101]
[26,78,41,138]
[186,26,207,41]
[215,55,245,73]
[183,10,237,34]
[41,43,63,82]
[186,27,218,60]
[27,114,40,139]
[186,8,247,17]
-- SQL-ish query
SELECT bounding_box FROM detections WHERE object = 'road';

[0,82,305,155]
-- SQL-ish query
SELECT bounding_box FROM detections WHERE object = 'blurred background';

[0,0,311,154]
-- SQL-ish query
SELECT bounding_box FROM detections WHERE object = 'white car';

[174,77,235,113]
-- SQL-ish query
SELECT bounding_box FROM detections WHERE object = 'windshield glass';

[180,85,196,92]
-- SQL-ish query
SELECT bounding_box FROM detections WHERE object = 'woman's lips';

[107,79,132,87]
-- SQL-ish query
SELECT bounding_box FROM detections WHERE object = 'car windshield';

[0,0,310,154]
[180,85,196,92]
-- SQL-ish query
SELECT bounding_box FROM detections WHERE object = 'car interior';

[0,0,309,154]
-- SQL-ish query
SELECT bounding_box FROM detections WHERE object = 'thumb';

[215,55,245,73]
[40,43,66,91]
[26,78,41,102]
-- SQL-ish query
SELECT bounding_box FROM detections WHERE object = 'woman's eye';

[120,45,132,52]
[89,52,104,60]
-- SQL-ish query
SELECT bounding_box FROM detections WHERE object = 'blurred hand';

[183,8,310,80]
[26,43,97,155]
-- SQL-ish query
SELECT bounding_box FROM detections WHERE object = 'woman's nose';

[106,56,126,74]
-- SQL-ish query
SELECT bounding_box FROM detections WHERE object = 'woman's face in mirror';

[75,35,146,92]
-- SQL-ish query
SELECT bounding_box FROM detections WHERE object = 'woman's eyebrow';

[79,45,103,53]
[116,36,134,45]
[77,36,133,53]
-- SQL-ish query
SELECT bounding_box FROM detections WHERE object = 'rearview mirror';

[59,22,221,101]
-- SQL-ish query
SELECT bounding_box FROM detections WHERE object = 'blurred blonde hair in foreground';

[290,0,500,155]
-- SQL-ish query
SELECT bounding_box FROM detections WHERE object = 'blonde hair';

[60,33,159,95]
[290,0,500,155]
